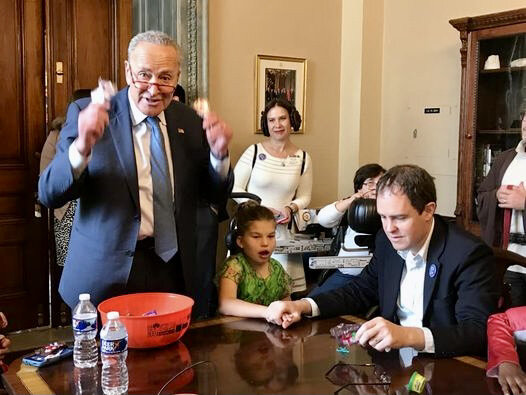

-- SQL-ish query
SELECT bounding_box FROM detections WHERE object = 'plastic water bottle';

[73,366,98,394]
[72,293,98,368]
[100,311,128,395]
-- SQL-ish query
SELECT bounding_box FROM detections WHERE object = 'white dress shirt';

[68,92,230,239]
[396,219,435,353]
[501,139,526,274]
[305,219,436,353]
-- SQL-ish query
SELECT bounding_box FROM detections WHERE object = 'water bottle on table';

[100,311,128,395]
[73,366,98,395]
[72,293,98,368]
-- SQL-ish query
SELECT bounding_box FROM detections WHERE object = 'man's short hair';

[128,30,181,63]
[377,164,436,213]
[353,163,386,192]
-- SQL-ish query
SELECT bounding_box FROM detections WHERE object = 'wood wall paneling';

[0,246,24,292]
[0,196,25,218]
[0,0,22,161]
[73,0,114,88]
[47,0,72,125]
[0,0,49,331]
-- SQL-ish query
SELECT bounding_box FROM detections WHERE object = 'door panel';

[47,0,131,122]
[73,0,114,88]
[0,0,48,331]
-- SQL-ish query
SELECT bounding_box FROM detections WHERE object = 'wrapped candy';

[91,78,116,105]
[192,98,210,117]
[330,323,361,347]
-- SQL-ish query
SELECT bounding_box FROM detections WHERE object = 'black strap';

[252,144,258,169]
[288,151,307,232]
[244,144,258,191]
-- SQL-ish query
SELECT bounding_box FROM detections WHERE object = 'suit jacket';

[477,148,526,247]
[38,87,233,309]
[312,215,499,357]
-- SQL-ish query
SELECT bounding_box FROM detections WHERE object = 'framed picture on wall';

[255,54,307,133]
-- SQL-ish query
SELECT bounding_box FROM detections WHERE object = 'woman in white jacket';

[309,163,385,296]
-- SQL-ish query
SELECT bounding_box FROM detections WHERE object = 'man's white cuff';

[421,327,435,353]
[210,153,230,180]
[302,298,320,317]
[68,140,90,179]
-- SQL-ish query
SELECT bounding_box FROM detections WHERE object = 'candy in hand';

[192,98,210,117]
[91,78,116,105]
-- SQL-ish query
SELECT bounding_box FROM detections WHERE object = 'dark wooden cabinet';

[450,8,526,234]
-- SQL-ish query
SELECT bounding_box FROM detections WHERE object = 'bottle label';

[101,337,128,354]
[73,317,97,333]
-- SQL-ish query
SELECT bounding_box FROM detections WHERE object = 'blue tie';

[146,116,178,262]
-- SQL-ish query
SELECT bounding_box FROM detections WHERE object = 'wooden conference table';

[3,315,500,394]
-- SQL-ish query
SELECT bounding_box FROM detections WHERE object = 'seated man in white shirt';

[266,164,499,357]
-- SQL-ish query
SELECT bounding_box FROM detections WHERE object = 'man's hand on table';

[355,317,425,352]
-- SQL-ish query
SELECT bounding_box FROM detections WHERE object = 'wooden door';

[46,0,131,121]
[0,0,131,331]
[0,0,48,331]
[45,0,131,326]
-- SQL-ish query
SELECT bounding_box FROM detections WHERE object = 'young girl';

[218,202,292,318]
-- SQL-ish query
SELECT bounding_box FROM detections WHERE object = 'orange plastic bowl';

[98,293,194,349]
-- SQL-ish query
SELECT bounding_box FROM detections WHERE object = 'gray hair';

[128,30,181,62]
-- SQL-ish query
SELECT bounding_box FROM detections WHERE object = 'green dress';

[218,253,293,306]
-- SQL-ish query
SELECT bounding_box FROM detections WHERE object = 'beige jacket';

[39,129,70,220]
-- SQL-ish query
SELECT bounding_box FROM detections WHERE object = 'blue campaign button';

[258,153,266,160]
[429,263,437,278]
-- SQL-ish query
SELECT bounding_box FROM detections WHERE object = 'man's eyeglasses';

[129,66,176,93]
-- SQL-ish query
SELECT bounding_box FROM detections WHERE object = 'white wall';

[338,0,364,197]
[378,0,526,216]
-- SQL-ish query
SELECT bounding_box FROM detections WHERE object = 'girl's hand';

[0,335,11,359]
[0,312,7,328]
[265,301,286,325]
[497,362,526,395]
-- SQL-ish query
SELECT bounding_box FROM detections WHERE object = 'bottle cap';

[107,311,120,320]
[79,293,91,301]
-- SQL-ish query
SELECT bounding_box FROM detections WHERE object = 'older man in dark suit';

[39,31,233,313]
[267,165,499,357]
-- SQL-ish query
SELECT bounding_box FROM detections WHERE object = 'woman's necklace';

[264,142,294,166]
